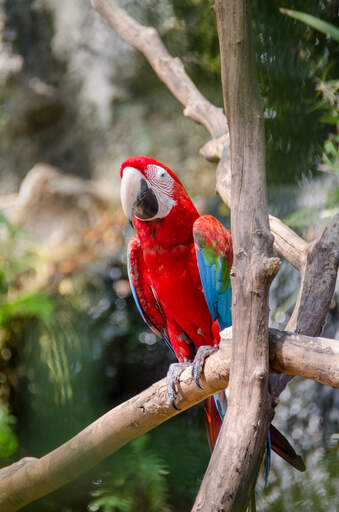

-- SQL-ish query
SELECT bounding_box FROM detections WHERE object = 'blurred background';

[0,1,338,511]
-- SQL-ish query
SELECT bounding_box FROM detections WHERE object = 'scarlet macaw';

[120,155,305,472]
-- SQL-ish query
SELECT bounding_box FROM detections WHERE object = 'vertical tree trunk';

[192,1,280,510]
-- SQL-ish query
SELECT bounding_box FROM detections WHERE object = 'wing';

[127,236,173,352]
[193,215,233,330]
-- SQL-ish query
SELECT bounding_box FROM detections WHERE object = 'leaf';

[0,213,32,239]
[320,116,339,125]
[0,292,54,325]
[279,9,339,42]
[0,405,18,458]
[284,204,339,227]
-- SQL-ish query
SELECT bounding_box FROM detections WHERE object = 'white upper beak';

[120,167,143,221]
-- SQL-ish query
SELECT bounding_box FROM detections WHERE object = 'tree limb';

[271,213,339,397]
[91,0,227,141]
[0,349,227,512]
[193,1,279,510]
[1,328,338,511]
[288,213,339,336]
[90,0,307,271]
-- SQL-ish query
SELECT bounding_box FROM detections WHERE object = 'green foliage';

[259,447,339,511]
[0,292,53,326]
[0,213,30,239]
[0,405,18,457]
[316,78,339,174]
[277,8,339,229]
[162,1,337,185]
[320,135,339,174]
[0,215,53,327]
[284,185,339,227]
[88,435,171,512]
[280,9,339,42]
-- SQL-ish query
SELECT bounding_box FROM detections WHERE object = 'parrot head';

[120,155,190,225]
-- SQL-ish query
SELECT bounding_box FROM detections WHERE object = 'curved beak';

[120,167,159,224]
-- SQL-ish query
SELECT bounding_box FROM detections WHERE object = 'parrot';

[120,154,305,474]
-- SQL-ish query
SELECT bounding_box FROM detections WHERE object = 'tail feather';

[204,396,222,452]
[204,400,305,473]
[270,424,306,472]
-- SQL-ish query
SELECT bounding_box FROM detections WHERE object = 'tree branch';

[91,0,227,140]
[90,0,307,271]
[268,215,308,271]
[1,329,338,511]
[193,1,279,510]
[0,349,228,512]
[288,213,339,336]
[271,213,339,397]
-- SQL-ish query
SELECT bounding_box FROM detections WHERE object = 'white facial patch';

[145,164,176,219]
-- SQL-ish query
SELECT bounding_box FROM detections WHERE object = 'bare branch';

[1,328,338,511]
[288,213,339,335]
[267,329,339,389]
[91,0,227,140]
[193,1,279,509]
[268,215,309,271]
[216,176,308,270]
[271,213,339,397]
[91,0,307,271]
[0,349,228,512]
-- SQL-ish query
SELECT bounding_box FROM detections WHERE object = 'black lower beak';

[132,179,159,220]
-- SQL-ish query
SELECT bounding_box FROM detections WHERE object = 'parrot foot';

[192,345,218,389]
[166,362,191,410]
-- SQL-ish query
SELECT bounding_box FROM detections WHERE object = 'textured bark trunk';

[192,1,280,510]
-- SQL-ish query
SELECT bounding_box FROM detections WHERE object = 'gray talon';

[192,346,218,388]
[166,362,191,409]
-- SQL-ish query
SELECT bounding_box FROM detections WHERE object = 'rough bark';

[288,214,339,336]
[1,328,338,511]
[193,1,279,510]
[270,213,339,397]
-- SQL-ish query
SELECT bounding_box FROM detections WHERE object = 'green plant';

[279,8,339,228]
[279,9,339,42]
[88,435,171,512]
[0,405,18,458]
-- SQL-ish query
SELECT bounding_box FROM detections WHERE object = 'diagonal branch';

[288,213,339,336]
[271,213,339,397]
[1,329,338,511]
[90,0,307,271]
[0,350,227,512]
[91,0,227,140]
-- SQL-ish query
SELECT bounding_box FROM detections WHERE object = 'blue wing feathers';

[127,260,148,325]
[196,246,232,331]
[194,217,272,480]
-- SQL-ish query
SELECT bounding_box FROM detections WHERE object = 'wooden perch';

[266,329,339,388]
[91,0,307,272]
[0,329,338,511]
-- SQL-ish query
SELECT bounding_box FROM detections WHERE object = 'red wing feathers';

[127,236,169,342]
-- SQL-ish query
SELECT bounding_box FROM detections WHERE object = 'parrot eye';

[160,172,166,178]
